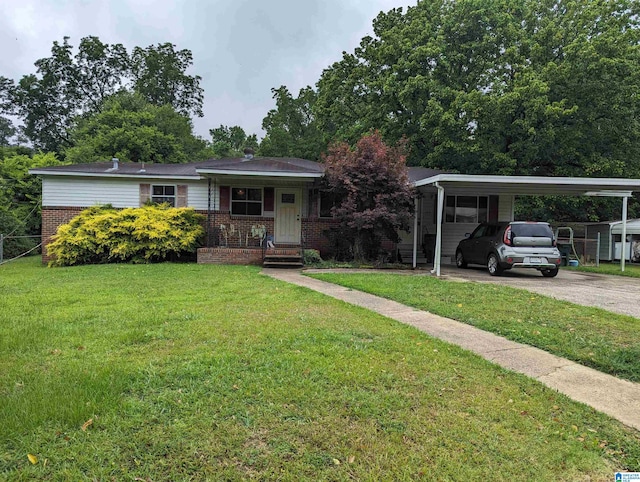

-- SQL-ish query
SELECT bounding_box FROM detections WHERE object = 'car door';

[465,224,487,264]
[475,224,499,262]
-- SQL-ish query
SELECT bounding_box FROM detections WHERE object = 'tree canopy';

[2,36,204,154]
[0,149,65,257]
[314,0,640,179]
[209,125,258,158]
[260,86,325,161]
[64,92,211,164]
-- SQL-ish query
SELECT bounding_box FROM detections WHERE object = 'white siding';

[42,177,211,209]
[42,176,315,214]
[498,195,514,221]
[187,181,212,210]
[43,177,141,208]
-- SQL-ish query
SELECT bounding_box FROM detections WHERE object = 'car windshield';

[511,224,553,238]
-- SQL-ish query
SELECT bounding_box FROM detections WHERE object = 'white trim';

[584,191,633,197]
[445,195,489,224]
[29,170,200,180]
[230,186,264,217]
[196,169,322,178]
[150,183,178,207]
[275,188,302,244]
[414,173,640,189]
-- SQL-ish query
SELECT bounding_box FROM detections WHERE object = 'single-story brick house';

[30,156,640,272]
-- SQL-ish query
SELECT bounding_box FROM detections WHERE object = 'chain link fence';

[0,234,42,264]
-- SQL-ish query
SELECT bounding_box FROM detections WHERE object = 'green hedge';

[47,205,205,267]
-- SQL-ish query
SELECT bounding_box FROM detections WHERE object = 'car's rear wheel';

[541,267,559,278]
[487,253,503,276]
[455,250,467,268]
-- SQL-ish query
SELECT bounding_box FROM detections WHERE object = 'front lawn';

[308,272,640,383]
[1,258,639,480]
[570,262,640,278]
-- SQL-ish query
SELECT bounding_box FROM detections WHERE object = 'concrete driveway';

[440,265,640,319]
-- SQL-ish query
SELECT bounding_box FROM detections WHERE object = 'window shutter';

[177,185,188,207]
[263,187,274,212]
[220,186,230,211]
[140,184,150,206]
[489,195,499,223]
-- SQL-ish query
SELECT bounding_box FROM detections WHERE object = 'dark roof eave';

[28,169,202,180]
[196,169,323,178]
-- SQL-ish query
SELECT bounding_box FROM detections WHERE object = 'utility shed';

[586,219,640,262]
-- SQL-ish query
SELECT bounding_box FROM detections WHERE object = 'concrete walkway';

[264,269,640,431]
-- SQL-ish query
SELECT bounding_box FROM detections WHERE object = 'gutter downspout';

[621,195,628,272]
[431,182,445,277]
[412,196,419,269]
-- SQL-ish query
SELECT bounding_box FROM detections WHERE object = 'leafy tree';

[260,86,325,161]
[0,117,17,146]
[131,43,204,118]
[209,125,258,158]
[5,37,204,153]
[0,151,65,257]
[323,131,414,261]
[314,0,640,180]
[8,37,130,153]
[64,92,210,164]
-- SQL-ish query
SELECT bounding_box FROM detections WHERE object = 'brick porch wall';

[197,247,265,265]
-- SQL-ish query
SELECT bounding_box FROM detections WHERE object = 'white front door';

[275,188,302,244]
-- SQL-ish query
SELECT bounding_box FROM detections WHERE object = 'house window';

[231,187,262,216]
[151,185,176,206]
[319,191,338,218]
[445,196,488,223]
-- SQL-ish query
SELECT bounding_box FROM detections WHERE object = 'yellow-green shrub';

[47,204,205,267]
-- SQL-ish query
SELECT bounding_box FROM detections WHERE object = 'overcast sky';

[0,0,416,140]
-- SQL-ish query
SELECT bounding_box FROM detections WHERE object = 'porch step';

[397,244,428,265]
[263,254,304,269]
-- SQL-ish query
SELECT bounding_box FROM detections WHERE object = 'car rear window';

[511,224,553,238]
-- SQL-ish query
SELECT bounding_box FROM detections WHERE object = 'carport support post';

[431,182,445,277]
[412,196,419,269]
[621,195,628,272]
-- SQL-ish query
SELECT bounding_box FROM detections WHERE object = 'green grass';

[0,258,639,480]
[308,272,640,383]
[570,262,640,278]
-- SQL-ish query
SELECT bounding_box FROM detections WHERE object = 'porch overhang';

[414,173,640,196]
[410,173,640,275]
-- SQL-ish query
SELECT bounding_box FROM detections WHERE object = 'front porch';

[197,246,302,266]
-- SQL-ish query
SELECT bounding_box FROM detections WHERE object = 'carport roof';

[413,173,640,196]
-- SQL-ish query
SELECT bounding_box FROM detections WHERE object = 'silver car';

[455,222,562,277]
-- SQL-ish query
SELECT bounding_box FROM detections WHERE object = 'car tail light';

[503,226,512,246]
[555,258,561,265]
[552,238,557,247]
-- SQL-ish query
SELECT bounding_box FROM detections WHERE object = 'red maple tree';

[323,131,415,261]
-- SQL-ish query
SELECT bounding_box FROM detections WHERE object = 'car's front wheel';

[455,250,467,268]
[541,267,559,278]
[487,253,503,276]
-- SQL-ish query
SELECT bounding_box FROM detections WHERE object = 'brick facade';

[197,247,301,265]
[41,207,85,264]
[40,206,340,265]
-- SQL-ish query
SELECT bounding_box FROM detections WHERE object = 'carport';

[410,174,640,275]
